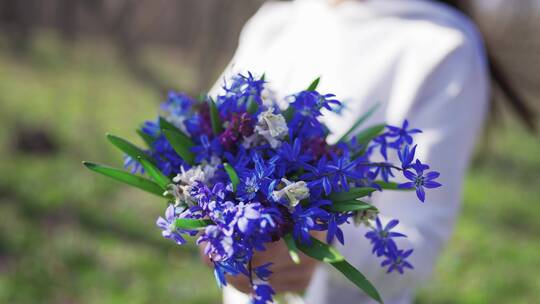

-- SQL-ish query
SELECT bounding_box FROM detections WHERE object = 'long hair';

[439,0,537,132]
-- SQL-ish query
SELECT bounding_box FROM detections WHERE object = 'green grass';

[416,127,540,304]
[0,33,219,304]
[0,33,539,303]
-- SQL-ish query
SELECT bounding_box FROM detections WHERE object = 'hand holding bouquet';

[84,73,441,303]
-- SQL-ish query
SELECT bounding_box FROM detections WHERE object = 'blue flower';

[254,262,273,281]
[287,91,340,138]
[302,157,332,196]
[291,201,329,244]
[191,135,223,162]
[386,120,422,148]
[327,156,362,192]
[197,225,234,261]
[326,212,349,245]
[141,119,161,137]
[290,91,341,118]
[369,135,390,160]
[251,282,275,304]
[380,246,414,274]
[161,91,194,117]
[398,144,417,170]
[232,203,278,239]
[156,205,186,245]
[123,154,143,174]
[372,163,395,183]
[213,261,241,288]
[130,73,443,301]
[399,159,441,202]
[365,218,406,257]
[276,138,312,176]
[218,72,266,116]
[237,175,260,201]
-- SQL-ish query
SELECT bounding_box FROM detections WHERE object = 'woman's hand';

[199,232,324,294]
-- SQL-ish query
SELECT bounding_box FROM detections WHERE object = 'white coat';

[212,0,489,303]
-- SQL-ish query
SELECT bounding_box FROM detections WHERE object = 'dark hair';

[439,0,537,132]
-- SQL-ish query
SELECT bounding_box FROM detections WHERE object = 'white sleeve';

[309,29,489,303]
[208,1,292,96]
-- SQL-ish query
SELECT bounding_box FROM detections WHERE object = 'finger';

[226,274,252,294]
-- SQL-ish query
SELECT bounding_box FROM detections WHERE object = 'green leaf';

[159,116,182,133]
[283,106,295,122]
[208,98,223,135]
[331,260,383,303]
[327,187,377,202]
[328,200,378,213]
[136,129,155,148]
[306,76,321,91]
[223,163,240,192]
[374,181,412,191]
[137,157,170,189]
[297,236,382,303]
[283,234,300,264]
[107,134,153,164]
[337,103,380,143]
[158,118,194,146]
[247,96,259,114]
[356,124,386,146]
[295,237,343,263]
[83,161,164,197]
[162,129,195,165]
[174,218,214,230]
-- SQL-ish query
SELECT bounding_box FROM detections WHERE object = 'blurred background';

[0,0,539,303]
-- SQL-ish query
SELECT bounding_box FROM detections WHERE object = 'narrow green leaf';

[295,237,343,263]
[356,124,386,146]
[247,96,259,114]
[327,187,377,202]
[107,134,153,164]
[331,260,383,303]
[159,116,181,133]
[306,76,321,91]
[83,161,164,197]
[162,129,195,165]
[137,157,170,189]
[337,103,380,143]
[328,200,378,213]
[159,118,194,145]
[283,234,300,264]
[374,181,412,191]
[296,236,382,303]
[223,163,240,192]
[174,218,214,230]
[283,106,295,122]
[208,98,223,135]
[136,129,155,148]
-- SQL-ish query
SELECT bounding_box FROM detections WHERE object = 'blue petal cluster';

[129,73,441,302]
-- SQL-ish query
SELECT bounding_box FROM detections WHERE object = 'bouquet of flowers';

[84,73,441,304]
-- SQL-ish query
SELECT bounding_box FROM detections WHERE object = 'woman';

[206,0,532,303]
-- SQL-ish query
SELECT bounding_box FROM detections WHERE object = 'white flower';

[166,165,215,206]
[353,208,379,227]
[241,133,263,149]
[255,107,288,148]
[172,166,206,184]
[273,178,310,208]
[201,156,221,179]
[261,87,277,108]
